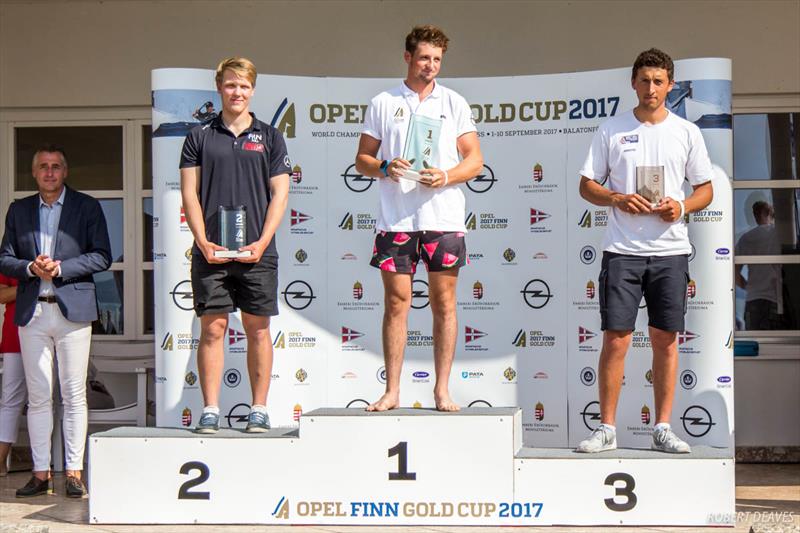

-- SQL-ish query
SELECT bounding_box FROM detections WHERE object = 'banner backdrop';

[152,58,733,449]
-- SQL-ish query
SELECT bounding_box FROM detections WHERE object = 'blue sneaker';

[194,412,219,434]
[245,411,270,433]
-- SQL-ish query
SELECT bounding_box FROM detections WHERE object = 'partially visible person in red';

[0,272,25,476]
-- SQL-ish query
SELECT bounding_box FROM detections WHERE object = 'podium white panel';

[89,428,298,524]
[514,447,735,526]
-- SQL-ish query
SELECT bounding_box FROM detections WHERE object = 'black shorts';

[599,252,689,332]
[191,255,279,317]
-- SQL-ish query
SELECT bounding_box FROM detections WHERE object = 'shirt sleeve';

[579,126,609,183]
[685,125,713,186]
[269,128,292,178]
[361,96,382,140]
[453,94,478,137]
[179,127,202,169]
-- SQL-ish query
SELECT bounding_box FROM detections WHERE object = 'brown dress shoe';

[65,475,87,498]
[16,475,51,498]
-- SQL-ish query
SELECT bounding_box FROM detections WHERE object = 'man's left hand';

[652,197,683,222]
[419,168,448,188]
[236,239,269,263]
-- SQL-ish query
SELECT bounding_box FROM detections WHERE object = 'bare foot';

[434,391,460,412]
[366,391,400,411]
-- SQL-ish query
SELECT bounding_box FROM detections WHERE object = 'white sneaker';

[651,426,691,453]
[576,424,617,453]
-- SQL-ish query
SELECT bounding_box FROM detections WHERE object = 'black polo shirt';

[180,113,291,261]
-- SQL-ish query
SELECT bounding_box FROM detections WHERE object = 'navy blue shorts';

[599,252,689,332]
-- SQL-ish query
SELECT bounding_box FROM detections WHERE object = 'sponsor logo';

[687,279,697,298]
[341,252,358,261]
[681,405,715,437]
[529,208,552,233]
[179,207,187,227]
[459,280,499,311]
[680,369,697,390]
[578,209,608,228]
[533,371,549,379]
[407,329,433,347]
[533,252,548,260]
[273,331,285,349]
[290,209,313,234]
[465,164,497,193]
[376,366,386,384]
[580,366,596,386]
[283,331,317,349]
[533,163,543,182]
[243,141,264,152]
[620,134,639,144]
[641,405,651,425]
[295,368,308,384]
[586,280,596,299]
[473,281,483,300]
[464,212,509,230]
[288,164,318,195]
[229,328,246,346]
[678,330,701,354]
[411,279,430,309]
[184,371,197,387]
[161,332,174,351]
[282,280,316,310]
[645,369,654,385]
[269,97,296,138]
[581,401,601,430]
[226,403,251,428]
[352,281,363,300]
[502,248,516,264]
[346,399,370,408]
[294,248,308,264]
[580,245,596,264]
[715,247,731,261]
[468,400,492,407]
[412,371,430,383]
[224,368,241,388]
[717,375,732,388]
[512,328,556,347]
[341,371,357,379]
[170,280,194,311]
[535,402,545,421]
[632,330,651,349]
[291,165,302,184]
[465,326,487,344]
[341,326,363,343]
[578,326,596,344]
[518,163,557,193]
[293,404,302,422]
[521,279,553,309]
[465,212,476,230]
[461,371,484,380]
[692,209,724,223]
[503,367,517,383]
[181,407,192,427]
[338,211,376,231]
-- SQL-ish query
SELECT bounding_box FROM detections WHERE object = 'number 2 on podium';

[388,441,416,480]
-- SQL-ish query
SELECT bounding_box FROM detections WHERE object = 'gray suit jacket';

[0,186,112,326]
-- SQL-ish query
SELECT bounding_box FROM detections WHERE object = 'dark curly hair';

[632,48,674,81]
[405,25,449,55]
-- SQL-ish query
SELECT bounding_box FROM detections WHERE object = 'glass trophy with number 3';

[636,165,665,208]
[216,205,252,258]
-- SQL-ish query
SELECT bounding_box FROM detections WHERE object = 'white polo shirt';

[362,82,477,232]
[579,110,712,256]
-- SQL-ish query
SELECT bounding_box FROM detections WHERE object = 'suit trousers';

[0,353,26,444]
[19,302,91,472]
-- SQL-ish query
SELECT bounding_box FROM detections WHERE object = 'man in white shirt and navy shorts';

[576,48,714,453]
[355,25,483,412]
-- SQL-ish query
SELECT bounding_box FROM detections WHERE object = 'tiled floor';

[1,464,798,532]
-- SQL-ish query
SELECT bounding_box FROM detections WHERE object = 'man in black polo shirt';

[180,57,290,433]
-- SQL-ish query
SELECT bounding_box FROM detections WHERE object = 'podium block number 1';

[388,441,417,481]
[178,461,211,500]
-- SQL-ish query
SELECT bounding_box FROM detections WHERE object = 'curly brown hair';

[632,48,674,81]
[405,25,449,55]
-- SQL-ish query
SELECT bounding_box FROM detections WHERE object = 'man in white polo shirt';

[355,25,483,412]
[576,48,714,453]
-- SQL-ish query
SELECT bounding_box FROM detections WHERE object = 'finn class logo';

[161,332,174,351]
[341,164,375,192]
[273,331,285,349]
[339,213,353,230]
[578,209,591,228]
[270,97,296,138]
[578,326,596,344]
[228,328,246,346]
[521,279,553,309]
[530,208,550,225]
[282,280,316,310]
[170,280,194,311]
[681,405,715,437]
[290,209,312,226]
[466,164,497,193]
[465,326,487,343]
[341,327,363,343]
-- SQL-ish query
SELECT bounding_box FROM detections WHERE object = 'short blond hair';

[215,57,257,88]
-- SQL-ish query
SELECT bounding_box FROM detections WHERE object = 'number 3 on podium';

[388,441,416,481]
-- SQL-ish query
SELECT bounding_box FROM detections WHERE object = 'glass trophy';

[636,165,665,207]
[399,114,443,189]
[216,205,251,258]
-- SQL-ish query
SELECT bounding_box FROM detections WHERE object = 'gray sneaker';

[576,425,617,453]
[194,412,219,434]
[651,426,691,453]
[245,411,270,433]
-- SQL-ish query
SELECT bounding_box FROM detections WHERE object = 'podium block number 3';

[178,461,211,500]
[604,472,637,511]
[388,442,417,481]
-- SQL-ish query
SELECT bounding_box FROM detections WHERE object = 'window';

[733,112,800,339]
[10,119,153,340]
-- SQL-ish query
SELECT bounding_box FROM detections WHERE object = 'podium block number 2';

[178,461,211,500]
[604,472,636,512]
[388,441,417,481]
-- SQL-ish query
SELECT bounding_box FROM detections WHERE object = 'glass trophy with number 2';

[216,205,252,258]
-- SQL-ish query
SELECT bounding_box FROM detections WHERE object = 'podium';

[89,408,734,526]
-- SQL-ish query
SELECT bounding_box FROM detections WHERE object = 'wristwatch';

[379,159,389,176]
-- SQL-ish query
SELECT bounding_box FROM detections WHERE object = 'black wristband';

[379,159,389,176]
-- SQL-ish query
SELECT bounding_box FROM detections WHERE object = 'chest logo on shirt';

[393,107,405,122]
[248,133,263,143]
[620,135,639,145]
[243,142,265,152]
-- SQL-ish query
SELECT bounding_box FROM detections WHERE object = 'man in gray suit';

[0,144,111,498]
